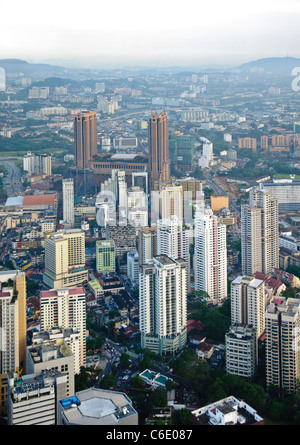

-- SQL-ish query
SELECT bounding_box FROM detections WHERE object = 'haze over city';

[1,0,300,68]
[1,0,300,431]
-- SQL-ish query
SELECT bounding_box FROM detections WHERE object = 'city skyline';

[1,0,300,69]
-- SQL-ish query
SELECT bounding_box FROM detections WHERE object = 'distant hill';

[235,57,300,75]
[0,58,66,76]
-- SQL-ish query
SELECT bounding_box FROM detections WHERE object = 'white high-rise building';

[230,275,265,340]
[117,170,127,225]
[127,186,147,211]
[241,185,279,275]
[157,216,191,293]
[63,179,74,226]
[160,185,183,220]
[266,297,300,395]
[95,191,116,228]
[23,152,51,176]
[127,250,139,287]
[128,208,148,228]
[199,141,213,169]
[194,206,227,302]
[40,288,86,369]
[139,255,187,356]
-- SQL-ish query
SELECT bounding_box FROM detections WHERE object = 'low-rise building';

[58,388,138,425]
[191,396,264,425]
[139,369,172,389]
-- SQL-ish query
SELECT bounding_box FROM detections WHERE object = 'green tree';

[75,367,93,392]
[120,352,130,368]
[99,373,117,390]
[131,375,145,390]
[148,387,168,408]
[173,408,192,425]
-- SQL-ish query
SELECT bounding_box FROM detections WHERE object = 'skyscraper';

[241,185,279,275]
[265,297,300,395]
[230,275,265,340]
[148,113,170,190]
[40,287,86,370]
[137,227,157,265]
[43,229,87,289]
[63,178,74,226]
[139,255,187,355]
[194,206,227,302]
[74,111,97,168]
[157,216,191,293]
[0,271,27,415]
[160,185,183,220]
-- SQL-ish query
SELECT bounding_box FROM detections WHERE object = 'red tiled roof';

[254,271,268,281]
[187,319,204,332]
[23,194,56,206]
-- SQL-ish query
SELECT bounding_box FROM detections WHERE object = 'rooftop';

[23,194,56,206]
[192,396,263,426]
[60,388,138,425]
[40,287,85,299]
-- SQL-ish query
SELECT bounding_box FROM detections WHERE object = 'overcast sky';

[1,0,300,68]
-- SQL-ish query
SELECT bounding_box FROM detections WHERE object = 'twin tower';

[73,110,170,189]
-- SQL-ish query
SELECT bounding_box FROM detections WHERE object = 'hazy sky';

[1,0,300,68]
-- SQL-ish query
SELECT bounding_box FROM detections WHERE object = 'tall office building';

[139,255,187,355]
[23,152,52,176]
[127,250,139,288]
[266,297,300,395]
[148,113,170,190]
[194,206,227,302]
[74,111,97,168]
[43,229,88,289]
[157,216,191,293]
[241,185,279,276]
[40,288,86,369]
[63,178,74,226]
[160,185,183,220]
[169,134,195,169]
[127,186,147,211]
[132,171,148,195]
[0,271,27,415]
[230,275,265,340]
[137,227,157,265]
[199,141,213,169]
[96,240,116,274]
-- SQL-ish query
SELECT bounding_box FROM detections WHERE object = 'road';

[0,157,23,197]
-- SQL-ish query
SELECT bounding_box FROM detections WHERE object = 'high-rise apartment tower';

[148,113,170,190]
[241,185,279,275]
[74,111,97,168]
